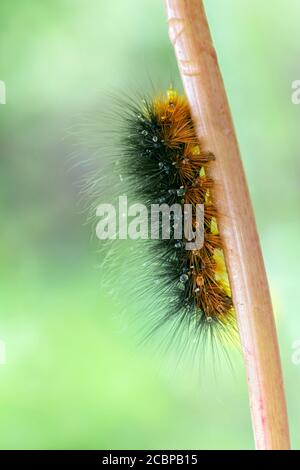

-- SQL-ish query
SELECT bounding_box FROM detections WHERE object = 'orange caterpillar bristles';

[120,89,237,344]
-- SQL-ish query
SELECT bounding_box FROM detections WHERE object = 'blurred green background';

[0,0,300,450]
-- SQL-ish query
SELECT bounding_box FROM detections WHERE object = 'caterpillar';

[117,88,238,345]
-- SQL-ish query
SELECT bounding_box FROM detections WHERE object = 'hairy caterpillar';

[116,88,238,345]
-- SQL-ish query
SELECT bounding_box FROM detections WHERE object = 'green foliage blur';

[0,0,299,450]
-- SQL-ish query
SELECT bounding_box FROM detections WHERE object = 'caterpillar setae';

[115,88,238,345]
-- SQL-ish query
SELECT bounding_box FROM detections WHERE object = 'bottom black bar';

[0,450,296,466]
